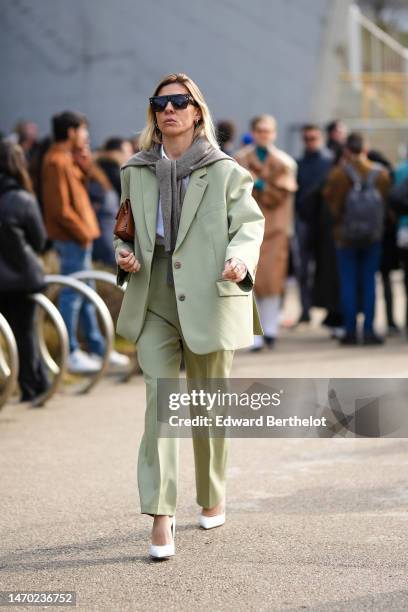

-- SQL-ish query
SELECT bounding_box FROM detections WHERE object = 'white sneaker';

[89,350,130,368]
[67,349,101,374]
[250,335,264,352]
[331,327,346,340]
[109,350,130,367]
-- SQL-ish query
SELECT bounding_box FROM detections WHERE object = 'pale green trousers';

[135,243,234,515]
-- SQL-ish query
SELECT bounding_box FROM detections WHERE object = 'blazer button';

[174,261,181,269]
[178,294,186,301]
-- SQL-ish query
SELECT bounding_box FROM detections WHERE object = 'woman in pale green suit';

[114,72,264,559]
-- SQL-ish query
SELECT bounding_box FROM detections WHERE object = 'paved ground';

[1,281,408,611]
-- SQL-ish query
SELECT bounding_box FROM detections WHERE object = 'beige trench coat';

[235,144,297,297]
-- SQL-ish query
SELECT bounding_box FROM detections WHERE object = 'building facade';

[0,0,350,153]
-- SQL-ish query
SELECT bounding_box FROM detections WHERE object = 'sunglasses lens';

[171,94,189,109]
[150,96,167,112]
[150,94,194,111]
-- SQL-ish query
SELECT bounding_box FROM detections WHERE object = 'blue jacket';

[395,160,408,186]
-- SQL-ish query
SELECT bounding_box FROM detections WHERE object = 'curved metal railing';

[0,269,137,407]
[71,269,139,381]
[29,292,69,407]
[43,275,114,394]
[72,269,121,287]
[0,312,19,410]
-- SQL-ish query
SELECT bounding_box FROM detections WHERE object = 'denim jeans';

[54,240,105,355]
[335,241,382,334]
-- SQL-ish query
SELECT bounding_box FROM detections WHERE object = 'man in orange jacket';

[42,111,128,372]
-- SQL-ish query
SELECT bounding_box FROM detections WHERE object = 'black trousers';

[0,292,50,401]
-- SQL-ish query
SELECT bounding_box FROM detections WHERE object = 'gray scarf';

[122,137,232,285]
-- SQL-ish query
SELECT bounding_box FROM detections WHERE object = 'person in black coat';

[294,124,334,324]
[389,174,408,332]
[368,150,399,334]
[0,140,50,402]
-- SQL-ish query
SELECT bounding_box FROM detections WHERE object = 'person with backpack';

[323,132,391,345]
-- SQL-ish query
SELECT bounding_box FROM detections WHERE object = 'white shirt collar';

[160,144,169,160]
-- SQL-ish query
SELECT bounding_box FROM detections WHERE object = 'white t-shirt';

[156,144,190,237]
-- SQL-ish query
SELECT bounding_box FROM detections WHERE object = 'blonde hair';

[250,114,277,131]
[138,73,219,151]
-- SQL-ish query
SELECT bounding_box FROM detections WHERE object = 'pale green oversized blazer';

[113,157,265,355]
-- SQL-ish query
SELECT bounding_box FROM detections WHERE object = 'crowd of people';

[229,117,408,349]
[1,109,408,402]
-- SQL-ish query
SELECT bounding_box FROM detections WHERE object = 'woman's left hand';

[222,257,247,282]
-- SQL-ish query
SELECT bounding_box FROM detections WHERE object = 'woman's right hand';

[116,248,141,273]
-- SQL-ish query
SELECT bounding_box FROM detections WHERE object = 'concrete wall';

[0,0,350,154]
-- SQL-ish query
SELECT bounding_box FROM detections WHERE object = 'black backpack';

[340,163,384,247]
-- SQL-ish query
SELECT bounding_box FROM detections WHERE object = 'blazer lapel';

[140,167,159,249]
[175,167,208,251]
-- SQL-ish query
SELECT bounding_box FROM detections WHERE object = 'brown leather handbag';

[114,198,135,242]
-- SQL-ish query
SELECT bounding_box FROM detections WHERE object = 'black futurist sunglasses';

[149,93,197,112]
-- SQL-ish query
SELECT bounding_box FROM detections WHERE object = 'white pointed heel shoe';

[149,516,176,559]
[198,512,226,530]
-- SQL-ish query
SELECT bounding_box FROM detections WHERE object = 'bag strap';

[365,165,381,188]
[344,163,362,188]
[345,163,381,189]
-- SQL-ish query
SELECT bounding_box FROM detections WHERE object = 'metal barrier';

[71,269,140,381]
[0,312,19,410]
[29,292,69,407]
[0,271,133,408]
[72,269,122,288]
[44,275,114,394]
